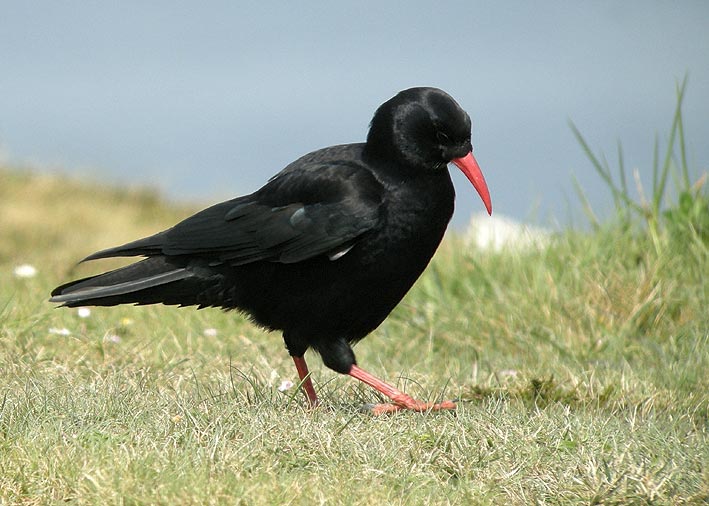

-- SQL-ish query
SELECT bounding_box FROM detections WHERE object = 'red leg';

[292,355,319,408]
[348,364,456,415]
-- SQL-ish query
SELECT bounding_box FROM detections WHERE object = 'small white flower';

[14,264,37,278]
[498,369,519,380]
[48,327,71,336]
[203,328,218,337]
[77,307,91,318]
[278,380,294,392]
[104,333,121,343]
[269,369,280,385]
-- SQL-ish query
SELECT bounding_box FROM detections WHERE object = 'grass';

[1,90,707,504]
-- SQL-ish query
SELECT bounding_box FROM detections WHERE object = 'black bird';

[50,87,492,414]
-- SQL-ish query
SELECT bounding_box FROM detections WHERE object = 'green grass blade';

[569,120,642,216]
[654,76,687,216]
[571,174,600,229]
[676,76,690,190]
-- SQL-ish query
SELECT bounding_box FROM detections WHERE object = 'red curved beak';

[452,152,492,215]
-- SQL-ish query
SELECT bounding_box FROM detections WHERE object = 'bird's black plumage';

[51,87,492,412]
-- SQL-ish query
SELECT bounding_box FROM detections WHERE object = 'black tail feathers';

[50,257,195,307]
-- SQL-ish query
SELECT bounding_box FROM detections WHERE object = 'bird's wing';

[84,162,384,265]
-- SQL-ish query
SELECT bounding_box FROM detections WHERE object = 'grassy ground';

[1,162,707,505]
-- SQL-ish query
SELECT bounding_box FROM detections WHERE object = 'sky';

[1,1,708,229]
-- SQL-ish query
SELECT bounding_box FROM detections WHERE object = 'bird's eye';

[436,131,450,144]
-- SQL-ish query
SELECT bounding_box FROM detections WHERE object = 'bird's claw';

[361,400,457,416]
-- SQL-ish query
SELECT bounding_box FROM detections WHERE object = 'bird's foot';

[349,364,456,415]
[362,399,457,416]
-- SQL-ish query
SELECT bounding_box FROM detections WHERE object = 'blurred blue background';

[1,1,708,228]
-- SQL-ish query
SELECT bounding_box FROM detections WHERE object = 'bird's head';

[366,87,492,215]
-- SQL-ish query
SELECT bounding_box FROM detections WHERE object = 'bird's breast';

[369,171,455,259]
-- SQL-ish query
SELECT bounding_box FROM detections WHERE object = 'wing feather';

[82,159,383,266]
